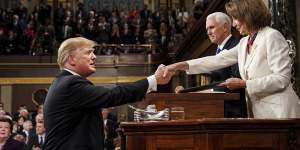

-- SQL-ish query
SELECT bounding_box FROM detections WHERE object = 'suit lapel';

[239,38,248,80]
[240,29,264,80]
[223,36,235,50]
[244,44,257,70]
[244,30,263,76]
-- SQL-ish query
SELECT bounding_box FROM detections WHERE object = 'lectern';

[120,118,300,150]
[142,93,240,119]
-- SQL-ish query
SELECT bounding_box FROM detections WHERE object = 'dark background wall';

[12,84,50,112]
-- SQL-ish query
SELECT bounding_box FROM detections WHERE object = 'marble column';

[295,0,300,96]
[268,0,299,95]
[1,86,12,114]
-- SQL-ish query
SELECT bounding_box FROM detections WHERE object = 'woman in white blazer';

[166,0,300,118]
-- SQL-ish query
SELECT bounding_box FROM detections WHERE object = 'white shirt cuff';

[147,75,157,93]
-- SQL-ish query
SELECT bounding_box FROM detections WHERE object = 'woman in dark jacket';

[0,116,25,150]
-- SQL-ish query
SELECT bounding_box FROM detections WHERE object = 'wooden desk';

[120,118,300,150]
[144,93,239,119]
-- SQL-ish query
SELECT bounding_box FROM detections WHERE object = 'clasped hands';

[155,63,246,90]
[154,64,176,84]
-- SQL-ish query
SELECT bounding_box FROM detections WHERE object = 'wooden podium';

[142,93,240,119]
[119,93,300,150]
[120,118,300,150]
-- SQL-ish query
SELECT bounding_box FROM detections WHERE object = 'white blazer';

[186,26,300,118]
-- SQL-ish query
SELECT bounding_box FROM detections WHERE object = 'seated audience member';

[120,23,134,45]
[13,105,27,121]
[26,122,46,150]
[12,132,26,144]
[22,120,34,144]
[19,109,30,120]
[16,116,26,133]
[35,114,43,125]
[0,116,25,150]
[102,108,118,150]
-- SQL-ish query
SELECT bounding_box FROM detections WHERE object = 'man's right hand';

[155,64,173,85]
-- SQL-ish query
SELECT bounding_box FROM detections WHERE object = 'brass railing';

[94,44,155,55]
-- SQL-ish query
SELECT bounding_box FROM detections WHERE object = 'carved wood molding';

[288,128,298,150]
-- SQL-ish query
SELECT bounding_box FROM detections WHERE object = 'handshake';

[154,62,189,84]
[154,64,179,85]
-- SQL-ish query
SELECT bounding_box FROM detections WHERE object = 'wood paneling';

[141,93,239,119]
[12,84,50,112]
[120,118,300,150]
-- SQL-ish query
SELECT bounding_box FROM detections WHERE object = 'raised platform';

[120,118,300,150]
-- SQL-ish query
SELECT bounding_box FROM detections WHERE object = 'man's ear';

[68,55,76,66]
[223,22,229,33]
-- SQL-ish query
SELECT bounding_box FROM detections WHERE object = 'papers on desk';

[191,89,226,93]
[178,81,224,93]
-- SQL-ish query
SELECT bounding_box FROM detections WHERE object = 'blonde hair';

[225,0,271,32]
[57,37,96,69]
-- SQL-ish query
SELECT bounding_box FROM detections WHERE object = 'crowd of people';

[0,102,44,150]
[0,1,207,56]
[0,102,120,150]
[0,0,299,149]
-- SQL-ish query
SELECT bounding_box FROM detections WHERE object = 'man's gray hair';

[207,12,232,29]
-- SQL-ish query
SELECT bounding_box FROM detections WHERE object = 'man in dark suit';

[43,37,172,150]
[205,12,247,118]
[26,122,45,150]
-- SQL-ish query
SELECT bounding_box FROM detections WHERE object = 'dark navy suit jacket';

[2,137,25,150]
[211,36,240,83]
[211,36,247,118]
[44,70,148,150]
[26,134,44,150]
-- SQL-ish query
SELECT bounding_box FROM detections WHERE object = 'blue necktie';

[216,47,221,55]
[40,136,44,146]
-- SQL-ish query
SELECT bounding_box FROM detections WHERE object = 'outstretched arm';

[163,62,189,77]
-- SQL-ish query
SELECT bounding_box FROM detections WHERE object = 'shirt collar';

[39,134,45,138]
[63,68,81,77]
[218,34,232,50]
